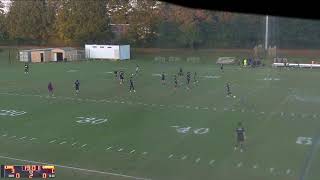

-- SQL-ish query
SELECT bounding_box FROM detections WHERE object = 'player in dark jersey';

[24,63,29,74]
[178,67,183,76]
[161,72,165,85]
[220,64,224,72]
[129,76,136,93]
[234,122,246,152]
[119,71,124,85]
[225,82,232,97]
[114,70,118,79]
[74,80,80,95]
[186,72,191,89]
[48,82,54,96]
[193,72,198,84]
[174,75,178,89]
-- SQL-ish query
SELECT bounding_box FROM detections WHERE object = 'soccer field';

[0,49,320,180]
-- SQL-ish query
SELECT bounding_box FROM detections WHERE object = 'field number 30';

[171,126,210,135]
[296,137,313,145]
[76,117,108,125]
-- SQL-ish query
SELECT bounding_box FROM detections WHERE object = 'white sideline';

[0,155,152,180]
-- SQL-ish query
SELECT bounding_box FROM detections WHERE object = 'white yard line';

[59,141,67,145]
[181,156,187,160]
[49,140,56,144]
[0,155,152,180]
[209,160,215,165]
[80,144,87,148]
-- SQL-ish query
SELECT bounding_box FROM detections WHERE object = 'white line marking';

[159,105,164,107]
[181,156,187,160]
[168,154,173,159]
[143,104,148,106]
[130,150,135,154]
[106,146,112,150]
[237,162,243,168]
[0,155,151,180]
[71,142,77,146]
[19,136,27,140]
[209,160,215,165]
[2,134,7,137]
[80,144,87,148]
[49,140,56,143]
[59,141,67,145]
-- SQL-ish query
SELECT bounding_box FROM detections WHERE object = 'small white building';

[85,44,130,60]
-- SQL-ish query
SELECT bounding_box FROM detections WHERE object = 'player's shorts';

[237,135,244,142]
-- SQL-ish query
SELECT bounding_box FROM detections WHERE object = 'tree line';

[0,0,320,49]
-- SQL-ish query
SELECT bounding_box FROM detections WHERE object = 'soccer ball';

[233,95,236,98]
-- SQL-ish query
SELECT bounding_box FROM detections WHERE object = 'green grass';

[0,48,320,180]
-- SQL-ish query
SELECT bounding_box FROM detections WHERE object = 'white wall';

[119,45,130,60]
[85,44,130,60]
[85,45,118,59]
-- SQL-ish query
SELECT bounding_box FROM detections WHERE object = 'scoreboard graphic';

[1,165,55,178]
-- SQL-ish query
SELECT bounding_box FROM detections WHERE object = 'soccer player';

[48,82,54,96]
[24,63,29,74]
[119,71,124,85]
[220,64,224,72]
[161,72,166,85]
[135,65,139,75]
[193,72,198,84]
[74,80,80,95]
[114,70,118,79]
[234,122,246,152]
[225,82,232,97]
[178,67,183,76]
[174,75,178,89]
[186,72,191,89]
[129,76,136,93]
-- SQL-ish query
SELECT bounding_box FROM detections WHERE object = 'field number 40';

[171,126,210,135]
